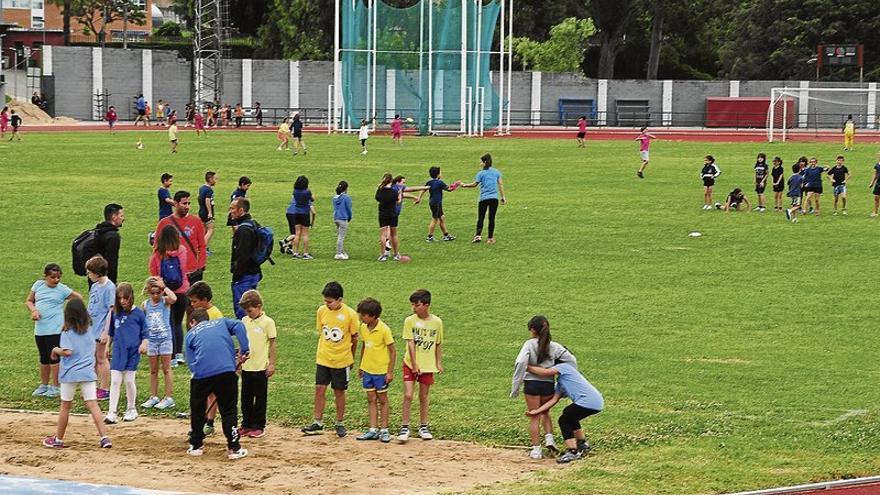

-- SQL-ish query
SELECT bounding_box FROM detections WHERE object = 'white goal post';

[768,86,880,142]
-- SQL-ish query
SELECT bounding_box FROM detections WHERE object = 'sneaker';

[832,210,838,216]
[175,353,185,365]
[291,252,302,259]
[418,425,433,440]
[842,210,848,216]
[43,385,60,398]
[577,439,591,454]
[443,234,456,241]
[379,429,391,443]
[170,360,179,368]
[42,436,64,449]
[228,448,249,460]
[204,423,215,436]
[301,253,314,260]
[529,447,543,460]
[361,150,368,155]
[759,207,766,212]
[248,429,265,438]
[141,396,160,409]
[392,254,401,262]
[339,253,349,260]
[32,384,48,397]
[155,397,176,410]
[301,422,324,435]
[385,240,392,251]
[97,389,110,401]
[486,238,496,244]
[99,436,113,449]
[545,442,561,455]
[239,427,253,437]
[334,253,345,260]
[335,423,347,438]
[397,425,410,442]
[557,450,581,464]
[471,235,482,243]
[104,413,118,425]
[187,445,204,456]
[123,409,138,422]
[278,240,288,254]
[425,235,436,242]
[377,254,388,262]
[356,429,380,441]
[871,213,878,218]
[637,171,644,178]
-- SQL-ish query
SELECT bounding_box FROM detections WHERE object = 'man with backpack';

[72,204,125,285]
[156,191,208,286]
[229,197,271,319]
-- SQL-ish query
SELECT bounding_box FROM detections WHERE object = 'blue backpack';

[240,221,275,266]
[160,255,184,290]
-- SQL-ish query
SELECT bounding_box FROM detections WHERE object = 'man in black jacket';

[229,198,261,318]
[93,203,125,285]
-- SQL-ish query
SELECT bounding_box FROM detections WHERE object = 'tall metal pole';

[371,0,377,128]
[460,0,467,133]
[333,0,341,131]
[428,0,433,133]
[474,0,482,136]
[506,0,513,133]
[418,0,424,127]
[498,0,505,133]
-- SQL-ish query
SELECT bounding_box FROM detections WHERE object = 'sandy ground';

[8,101,78,124]
[0,410,552,495]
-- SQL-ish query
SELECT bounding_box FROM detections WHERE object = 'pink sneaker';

[238,427,253,437]
[96,389,110,401]
[248,429,265,438]
[42,436,64,449]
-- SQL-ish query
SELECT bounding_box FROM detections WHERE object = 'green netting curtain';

[341,0,501,134]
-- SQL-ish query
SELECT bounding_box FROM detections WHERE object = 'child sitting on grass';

[42,299,112,449]
[26,263,81,398]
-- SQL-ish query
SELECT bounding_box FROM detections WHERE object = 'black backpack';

[72,228,99,276]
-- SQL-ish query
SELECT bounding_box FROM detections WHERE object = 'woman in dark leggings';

[461,153,506,244]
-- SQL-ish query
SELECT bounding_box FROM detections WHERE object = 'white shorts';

[60,381,97,402]
[640,151,650,161]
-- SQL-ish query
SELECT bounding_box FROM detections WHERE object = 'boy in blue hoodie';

[185,308,250,460]
[785,163,804,223]
[332,181,353,260]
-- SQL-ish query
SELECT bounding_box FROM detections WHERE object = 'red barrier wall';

[706,97,795,128]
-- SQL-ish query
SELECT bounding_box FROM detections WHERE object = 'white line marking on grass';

[814,409,868,426]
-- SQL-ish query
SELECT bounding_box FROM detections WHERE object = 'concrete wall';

[43,46,879,128]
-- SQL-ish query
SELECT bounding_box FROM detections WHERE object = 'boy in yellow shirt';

[355,298,396,443]
[238,290,276,438]
[398,289,443,442]
[302,281,359,437]
[168,118,179,154]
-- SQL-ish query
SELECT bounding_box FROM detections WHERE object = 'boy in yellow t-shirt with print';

[354,298,396,443]
[302,281,359,438]
[398,289,443,442]
[238,290,276,439]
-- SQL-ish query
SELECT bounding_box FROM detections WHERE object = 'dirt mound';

[0,409,552,495]
[8,101,79,125]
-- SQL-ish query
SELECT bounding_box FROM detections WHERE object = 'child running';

[302,281,360,438]
[355,297,396,443]
[0,106,8,138]
[359,118,373,155]
[754,153,769,212]
[828,155,850,215]
[140,277,177,410]
[105,283,149,424]
[701,155,721,209]
[42,299,112,449]
[785,163,803,223]
[771,157,785,211]
[332,181,353,260]
[576,116,587,148]
[398,289,443,442]
[238,290,277,439]
[510,315,577,460]
[9,110,22,141]
[277,118,290,151]
[27,263,81,398]
[525,362,604,464]
[635,127,656,178]
[416,166,459,242]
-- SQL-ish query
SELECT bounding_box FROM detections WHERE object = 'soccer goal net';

[768,86,880,142]
[330,0,511,136]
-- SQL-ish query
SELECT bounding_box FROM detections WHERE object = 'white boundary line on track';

[724,476,880,495]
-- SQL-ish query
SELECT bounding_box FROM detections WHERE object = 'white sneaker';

[418,425,433,440]
[228,448,249,460]
[104,413,118,425]
[187,445,204,456]
[361,150,368,155]
[340,253,349,260]
[155,397,176,410]
[334,253,345,260]
[397,426,410,442]
[529,447,543,460]
[141,396,160,409]
[123,409,138,422]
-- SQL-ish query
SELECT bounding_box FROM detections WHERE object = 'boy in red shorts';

[398,289,444,442]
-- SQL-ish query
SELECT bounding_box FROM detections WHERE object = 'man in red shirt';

[156,191,207,284]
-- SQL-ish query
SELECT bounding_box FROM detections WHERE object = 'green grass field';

[1,130,879,494]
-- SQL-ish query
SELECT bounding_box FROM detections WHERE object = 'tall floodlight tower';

[194,0,230,106]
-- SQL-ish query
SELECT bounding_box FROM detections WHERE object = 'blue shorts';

[110,345,142,372]
[833,184,847,196]
[361,371,388,392]
[147,338,173,357]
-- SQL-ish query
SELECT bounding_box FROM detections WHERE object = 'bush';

[154,22,182,38]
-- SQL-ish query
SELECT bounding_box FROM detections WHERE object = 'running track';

[17,123,880,143]
[725,476,880,495]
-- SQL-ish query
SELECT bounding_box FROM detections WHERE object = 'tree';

[256,0,332,60]
[511,18,595,72]
[589,0,640,79]
[60,1,146,46]
[46,0,74,45]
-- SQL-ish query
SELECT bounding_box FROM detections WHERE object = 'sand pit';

[7,101,79,125]
[0,410,554,495]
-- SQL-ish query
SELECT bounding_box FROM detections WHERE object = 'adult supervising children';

[828,155,850,215]
[91,203,125,285]
[635,127,656,178]
[198,172,218,253]
[281,175,315,259]
[525,362,604,464]
[229,198,263,319]
[185,309,250,460]
[460,153,505,244]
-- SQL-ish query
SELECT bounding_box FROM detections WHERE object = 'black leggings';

[169,293,188,355]
[558,404,600,440]
[476,199,499,238]
[189,371,240,450]
[241,370,269,430]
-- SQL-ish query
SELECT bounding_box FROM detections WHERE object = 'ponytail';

[336,181,349,195]
[379,173,393,188]
[528,315,552,363]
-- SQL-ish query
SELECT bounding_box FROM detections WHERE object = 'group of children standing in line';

[700,152,880,222]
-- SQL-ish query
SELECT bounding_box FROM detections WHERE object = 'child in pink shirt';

[635,127,657,178]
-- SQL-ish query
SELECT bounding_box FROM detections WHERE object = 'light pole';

[6,47,18,101]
